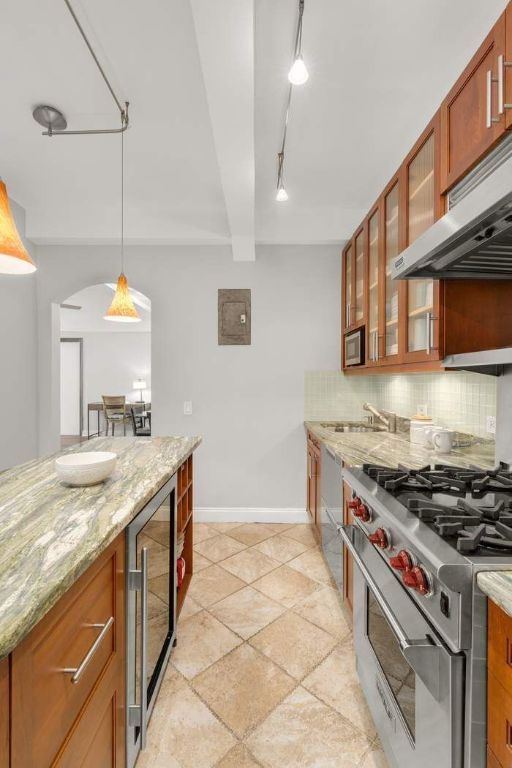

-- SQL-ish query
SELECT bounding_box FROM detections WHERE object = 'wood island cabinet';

[1,534,126,768]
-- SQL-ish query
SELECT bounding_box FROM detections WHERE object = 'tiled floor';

[136,522,389,768]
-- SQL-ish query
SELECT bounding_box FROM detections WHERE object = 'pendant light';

[104,127,140,323]
[288,0,309,85]
[0,180,37,274]
[276,152,288,202]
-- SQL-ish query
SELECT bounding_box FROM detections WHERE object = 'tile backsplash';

[305,370,497,438]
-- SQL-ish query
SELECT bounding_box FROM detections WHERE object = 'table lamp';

[133,379,146,403]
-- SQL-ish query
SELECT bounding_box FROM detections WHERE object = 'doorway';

[60,338,83,448]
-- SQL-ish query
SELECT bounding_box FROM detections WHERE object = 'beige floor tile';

[209,586,285,639]
[360,740,391,768]
[136,666,235,768]
[192,644,295,738]
[247,686,372,768]
[249,611,337,679]
[261,522,296,533]
[172,610,242,679]
[282,524,318,548]
[178,595,202,621]
[220,548,280,583]
[187,564,245,607]
[193,523,219,543]
[194,533,247,562]
[193,551,212,572]
[303,643,377,738]
[287,547,335,586]
[216,743,262,768]
[206,522,244,533]
[293,584,351,639]
[228,523,277,546]
[253,533,309,563]
[143,520,170,547]
[252,564,321,608]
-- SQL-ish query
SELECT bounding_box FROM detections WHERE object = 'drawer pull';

[62,616,114,684]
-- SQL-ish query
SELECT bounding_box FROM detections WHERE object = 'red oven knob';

[368,528,389,549]
[353,503,371,522]
[403,566,432,596]
[348,496,361,510]
[390,550,414,571]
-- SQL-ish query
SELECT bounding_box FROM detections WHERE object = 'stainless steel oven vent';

[392,142,512,280]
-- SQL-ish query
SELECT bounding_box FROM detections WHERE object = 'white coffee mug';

[432,429,455,453]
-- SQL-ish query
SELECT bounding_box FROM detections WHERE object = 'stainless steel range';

[339,462,512,768]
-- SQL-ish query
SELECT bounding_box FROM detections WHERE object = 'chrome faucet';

[363,402,397,433]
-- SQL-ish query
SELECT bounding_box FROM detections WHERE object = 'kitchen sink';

[320,421,385,433]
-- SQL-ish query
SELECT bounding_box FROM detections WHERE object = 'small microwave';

[345,328,365,366]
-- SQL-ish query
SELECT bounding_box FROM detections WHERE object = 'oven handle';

[338,524,441,700]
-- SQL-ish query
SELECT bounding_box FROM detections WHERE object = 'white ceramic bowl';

[55,451,117,486]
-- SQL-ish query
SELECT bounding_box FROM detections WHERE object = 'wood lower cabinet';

[306,432,321,534]
[487,599,512,767]
[3,534,125,768]
[343,481,354,615]
[177,454,194,617]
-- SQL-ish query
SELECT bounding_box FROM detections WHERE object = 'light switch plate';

[417,404,428,417]
[487,415,496,434]
[184,401,192,416]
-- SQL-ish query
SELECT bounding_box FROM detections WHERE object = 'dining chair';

[102,395,131,436]
[130,407,151,437]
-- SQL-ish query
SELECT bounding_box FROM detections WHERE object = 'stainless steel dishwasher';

[319,444,343,591]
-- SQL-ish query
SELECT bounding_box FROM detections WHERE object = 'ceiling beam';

[190,0,255,261]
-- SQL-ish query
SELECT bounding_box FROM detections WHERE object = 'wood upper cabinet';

[343,243,353,331]
[441,11,508,192]
[354,229,365,326]
[401,114,444,364]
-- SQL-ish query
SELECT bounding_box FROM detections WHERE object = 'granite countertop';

[305,421,496,471]
[477,572,512,617]
[0,435,201,658]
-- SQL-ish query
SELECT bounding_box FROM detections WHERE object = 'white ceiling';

[0,0,507,256]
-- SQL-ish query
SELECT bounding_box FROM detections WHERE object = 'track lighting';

[288,1,308,85]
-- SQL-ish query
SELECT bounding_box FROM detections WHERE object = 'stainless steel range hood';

[392,136,512,280]
[444,347,512,376]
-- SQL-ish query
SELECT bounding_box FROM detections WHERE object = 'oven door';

[339,524,464,768]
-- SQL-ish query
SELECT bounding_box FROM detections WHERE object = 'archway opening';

[59,282,151,448]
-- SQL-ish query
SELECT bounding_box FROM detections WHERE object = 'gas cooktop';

[363,463,512,556]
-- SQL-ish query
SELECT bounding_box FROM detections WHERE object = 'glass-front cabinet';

[344,243,353,331]
[354,230,365,325]
[403,116,441,362]
[384,181,400,362]
[366,208,381,365]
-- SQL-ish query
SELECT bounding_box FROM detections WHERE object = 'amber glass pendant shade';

[0,181,36,274]
[104,272,141,322]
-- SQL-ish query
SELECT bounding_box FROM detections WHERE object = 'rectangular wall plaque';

[218,289,251,345]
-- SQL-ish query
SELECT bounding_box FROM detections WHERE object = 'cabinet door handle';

[62,616,114,684]
[487,69,501,128]
[498,54,512,114]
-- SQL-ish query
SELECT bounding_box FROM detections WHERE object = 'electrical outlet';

[184,401,193,416]
[417,404,428,417]
[487,415,496,435]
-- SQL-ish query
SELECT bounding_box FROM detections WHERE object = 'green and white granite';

[305,421,496,471]
[477,572,512,617]
[0,435,201,658]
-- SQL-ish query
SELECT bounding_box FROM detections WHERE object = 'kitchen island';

[0,435,200,768]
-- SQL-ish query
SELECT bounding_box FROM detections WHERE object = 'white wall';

[0,200,38,470]
[35,244,341,509]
